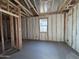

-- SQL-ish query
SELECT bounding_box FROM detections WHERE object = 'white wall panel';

[21,16,28,39]
[33,17,39,40]
[57,14,61,41]
[76,3,79,53]
[32,17,35,39]
[27,18,33,39]
[72,6,77,49]
[52,15,57,41]
[26,14,64,42]
[40,32,48,40]
[56,14,64,42]
[36,17,40,40]
[67,11,73,46]
[65,14,68,43]
[61,14,64,41]
[65,3,79,53]
[48,15,53,41]
[27,17,40,40]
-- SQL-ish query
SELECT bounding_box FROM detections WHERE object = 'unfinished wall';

[65,3,79,53]
[27,17,39,40]
[26,14,64,42]
[21,16,28,40]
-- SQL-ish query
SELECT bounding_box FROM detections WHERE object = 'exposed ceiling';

[38,0,79,14]
[12,0,39,16]
[40,0,64,13]
[10,0,79,16]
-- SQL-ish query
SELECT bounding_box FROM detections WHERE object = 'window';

[40,18,47,32]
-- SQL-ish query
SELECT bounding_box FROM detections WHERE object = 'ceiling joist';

[8,0,18,9]
[58,0,79,12]
[21,11,29,16]
[14,0,33,15]
[24,0,30,9]
[0,8,19,17]
[27,0,39,15]
[58,0,70,12]
[22,9,30,16]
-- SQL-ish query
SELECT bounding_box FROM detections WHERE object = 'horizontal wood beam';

[33,0,39,13]
[39,12,63,16]
[14,0,33,15]
[21,11,29,16]
[0,8,19,17]
[27,0,39,15]
[62,0,72,11]
[9,0,29,16]
[8,0,18,8]
[58,0,79,12]
[22,8,30,16]
[58,0,70,12]
[24,0,30,9]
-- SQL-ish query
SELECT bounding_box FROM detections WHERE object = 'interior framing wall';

[0,11,22,54]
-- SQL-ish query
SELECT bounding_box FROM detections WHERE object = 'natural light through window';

[40,18,47,32]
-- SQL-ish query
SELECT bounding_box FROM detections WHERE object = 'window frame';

[39,18,48,33]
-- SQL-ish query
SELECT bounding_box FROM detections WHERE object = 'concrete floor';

[1,40,79,59]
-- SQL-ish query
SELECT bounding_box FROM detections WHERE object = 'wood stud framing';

[0,12,5,52]
[58,0,79,12]
[0,0,23,55]
[27,0,39,15]
[0,8,19,17]
[14,0,33,16]
[10,16,15,47]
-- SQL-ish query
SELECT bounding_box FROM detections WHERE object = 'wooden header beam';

[39,12,63,16]
[0,8,19,17]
